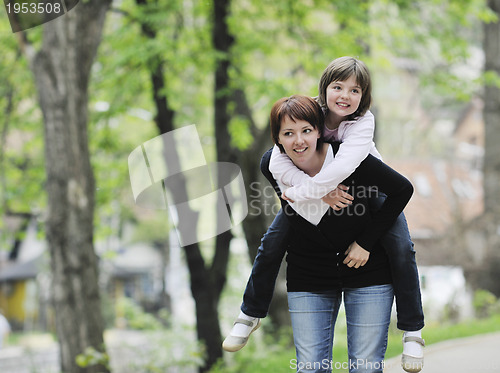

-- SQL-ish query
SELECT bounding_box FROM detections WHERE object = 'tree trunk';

[483,0,500,218]
[30,1,111,372]
[212,0,234,304]
[232,89,273,261]
[464,0,500,297]
[135,0,225,370]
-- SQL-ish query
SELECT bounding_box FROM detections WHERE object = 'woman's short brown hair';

[317,56,372,120]
[270,95,325,153]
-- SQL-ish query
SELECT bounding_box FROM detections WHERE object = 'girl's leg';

[380,212,424,371]
[288,291,342,373]
[380,212,424,331]
[344,285,394,373]
[223,209,290,352]
[241,208,291,317]
[369,193,424,330]
[370,193,424,370]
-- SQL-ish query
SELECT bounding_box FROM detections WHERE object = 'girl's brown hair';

[270,95,324,153]
[317,56,372,120]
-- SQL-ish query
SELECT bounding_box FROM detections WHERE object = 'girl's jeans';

[241,205,424,331]
[288,285,394,373]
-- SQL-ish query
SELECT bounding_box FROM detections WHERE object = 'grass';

[4,331,56,348]
[211,313,500,373]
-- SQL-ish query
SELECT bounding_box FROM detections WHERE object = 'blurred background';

[1,0,500,372]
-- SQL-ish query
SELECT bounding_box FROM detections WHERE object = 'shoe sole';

[402,354,423,373]
[222,319,261,352]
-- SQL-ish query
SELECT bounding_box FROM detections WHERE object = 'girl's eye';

[352,89,360,94]
[303,128,312,134]
[283,131,293,136]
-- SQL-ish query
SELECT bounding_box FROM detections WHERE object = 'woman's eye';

[284,132,292,136]
[304,129,312,134]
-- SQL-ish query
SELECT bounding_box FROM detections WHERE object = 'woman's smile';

[278,117,319,164]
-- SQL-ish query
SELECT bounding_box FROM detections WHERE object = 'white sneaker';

[222,317,261,352]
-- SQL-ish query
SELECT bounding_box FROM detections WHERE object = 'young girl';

[223,57,425,373]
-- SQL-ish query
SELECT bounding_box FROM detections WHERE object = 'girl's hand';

[281,191,295,203]
[321,184,353,210]
[343,241,369,268]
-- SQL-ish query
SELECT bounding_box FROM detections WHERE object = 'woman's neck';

[298,143,329,177]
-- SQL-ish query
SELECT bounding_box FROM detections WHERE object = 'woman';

[264,95,413,373]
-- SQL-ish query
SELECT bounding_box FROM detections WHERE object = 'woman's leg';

[241,208,291,318]
[288,291,342,373]
[344,285,394,373]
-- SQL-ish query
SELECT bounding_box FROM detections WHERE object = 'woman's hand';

[321,184,353,211]
[343,241,369,268]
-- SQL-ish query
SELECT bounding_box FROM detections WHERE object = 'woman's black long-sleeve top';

[260,142,414,292]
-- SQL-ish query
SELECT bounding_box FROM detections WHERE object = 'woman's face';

[326,74,362,119]
[278,116,320,168]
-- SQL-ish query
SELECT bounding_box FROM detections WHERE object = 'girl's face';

[278,116,320,168]
[326,74,362,119]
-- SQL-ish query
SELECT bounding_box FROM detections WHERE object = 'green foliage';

[228,115,253,150]
[473,289,500,318]
[371,0,489,101]
[208,326,295,373]
[0,18,46,253]
[76,346,110,371]
[482,70,500,89]
[422,313,500,344]
[112,299,204,372]
[125,330,204,373]
[116,297,163,330]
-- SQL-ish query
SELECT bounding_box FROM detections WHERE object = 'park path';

[384,331,500,373]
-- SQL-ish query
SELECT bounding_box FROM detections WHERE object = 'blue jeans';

[241,206,424,331]
[288,285,394,373]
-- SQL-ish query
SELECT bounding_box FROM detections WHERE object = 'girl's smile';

[326,75,362,128]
